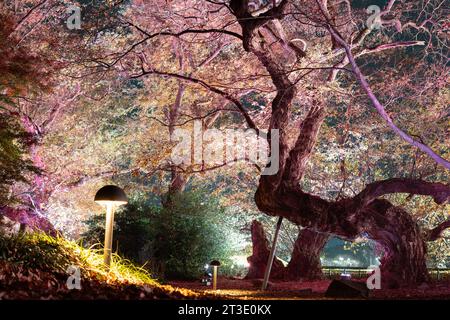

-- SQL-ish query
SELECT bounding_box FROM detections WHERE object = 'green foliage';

[0,114,38,205]
[156,191,235,279]
[0,231,156,285]
[0,231,202,299]
[83,190,237,280]
[0,231,73,273]
[82,195,156,265]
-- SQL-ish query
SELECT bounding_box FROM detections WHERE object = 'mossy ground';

[0,232,205,300]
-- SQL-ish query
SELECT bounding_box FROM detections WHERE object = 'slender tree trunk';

[285,229,329,280]
[164,40,188,207]
[164,79,187,207]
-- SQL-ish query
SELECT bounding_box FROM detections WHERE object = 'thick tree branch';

[426,219,450,241]
[353,178,450,207]
[283,103,326,185]
[230,0,289,51]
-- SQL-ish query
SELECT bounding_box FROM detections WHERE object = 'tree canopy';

[0,0,449,288]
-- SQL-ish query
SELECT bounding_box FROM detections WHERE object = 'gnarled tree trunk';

[245,220,285,279]
[363,201,429,288]
[255,183,439,287]
[226,0,450,288]
[246,220,329,281]
[285,229,329,280]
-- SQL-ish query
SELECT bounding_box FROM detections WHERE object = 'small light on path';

[94,185,127,269]
[210,260,221,290]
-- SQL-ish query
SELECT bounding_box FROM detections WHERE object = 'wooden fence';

[322,266,450,281]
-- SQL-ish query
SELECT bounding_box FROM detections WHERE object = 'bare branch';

[100,21,243,68]
[130,69,258,131]
[329,26,450,170]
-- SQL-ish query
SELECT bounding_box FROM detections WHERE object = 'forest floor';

[0,232,205,300]
[168,277,450,300]
[3,232,450,300]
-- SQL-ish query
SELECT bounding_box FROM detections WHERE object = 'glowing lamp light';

[94,185,128,269]
[210,260,221,290]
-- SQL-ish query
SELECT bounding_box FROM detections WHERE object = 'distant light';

[340,273,352,280]
[204,264,209,269]
[231,255,250,268]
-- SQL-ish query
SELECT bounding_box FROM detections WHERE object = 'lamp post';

[94,185,127,269]
[210,260,221,290]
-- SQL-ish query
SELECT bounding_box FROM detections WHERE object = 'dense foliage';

[0,115,37,205]
[83,190,239,279]
[0,0,448,290]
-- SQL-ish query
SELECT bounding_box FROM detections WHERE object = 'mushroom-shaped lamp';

[94,185,128,268]
[210,260,221,290]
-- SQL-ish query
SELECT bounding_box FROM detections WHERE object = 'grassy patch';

[0,232,203,299]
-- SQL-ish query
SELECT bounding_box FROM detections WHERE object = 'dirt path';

[168,277,450,300]
[170,278,336,300]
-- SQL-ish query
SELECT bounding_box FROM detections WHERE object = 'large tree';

[0,0,133,233]
[99,0,449,288]
[3,0,448,288]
